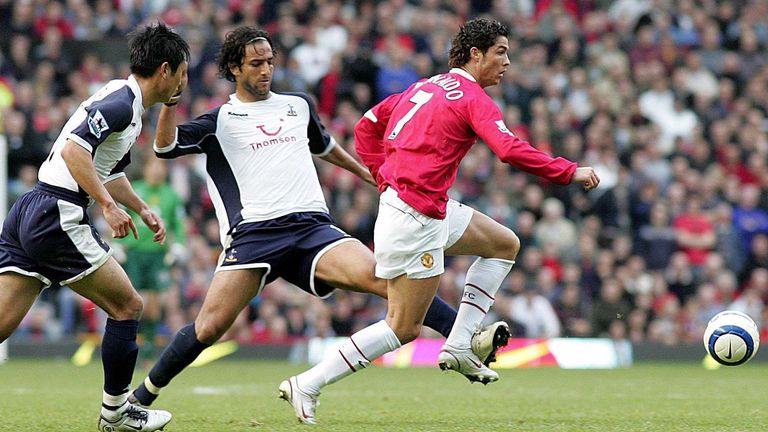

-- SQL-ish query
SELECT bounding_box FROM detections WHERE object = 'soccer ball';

[703,310,760,366]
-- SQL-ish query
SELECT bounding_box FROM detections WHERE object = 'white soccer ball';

[703,310,760,366]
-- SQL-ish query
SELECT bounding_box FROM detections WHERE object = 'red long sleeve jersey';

[354,68,577,219]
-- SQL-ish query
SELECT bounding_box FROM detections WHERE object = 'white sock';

[143,376,161,395]
[101,390,128,419]
[296,320,401,395]
[445,258,515,349]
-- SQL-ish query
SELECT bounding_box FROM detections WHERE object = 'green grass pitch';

[1,359,767,431]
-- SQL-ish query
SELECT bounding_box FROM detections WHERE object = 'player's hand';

[165,90,183,106]
[103,202,138,239]
[165,73,188,106]
[361,171,377,188]
[572,167,600,191]
[140,208,167,245]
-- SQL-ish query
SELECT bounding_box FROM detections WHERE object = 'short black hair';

[128,22,190,78]
[217,26,276,83]
[448,18,509,68]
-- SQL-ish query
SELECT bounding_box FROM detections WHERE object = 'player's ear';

[228,62,240,78]
[470,46,481,62]
[159,62,170,80]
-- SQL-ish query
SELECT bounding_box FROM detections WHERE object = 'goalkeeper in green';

[118,157,186,363]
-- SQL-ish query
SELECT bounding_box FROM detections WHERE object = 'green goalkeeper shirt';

[118,180,186,252]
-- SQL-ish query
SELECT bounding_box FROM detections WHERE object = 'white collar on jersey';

[229,92,274,104]
[126,74,144,112]
[449,67,476,82]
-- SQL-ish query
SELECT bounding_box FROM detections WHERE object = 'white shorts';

[374,188,473,280]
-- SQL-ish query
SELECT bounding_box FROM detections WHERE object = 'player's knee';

[490,230,520,261]
[392,323,422,344]
[116,294,144,320]
[194,318,227,344]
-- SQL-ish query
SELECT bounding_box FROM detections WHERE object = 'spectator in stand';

[533,197,577,255]
[637,202,678,271]
[591,278,631,338]
[508,282,561,339]
[553,281,591,337]
[672,194,716,271]
[740,234,768,285]
[732,184,768,251]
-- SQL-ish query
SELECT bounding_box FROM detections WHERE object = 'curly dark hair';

[128,22,190,78]
[217,26,276,82]
[448,18,509,68]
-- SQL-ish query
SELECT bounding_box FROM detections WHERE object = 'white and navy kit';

[155,92,353,297]
[0,76,144,287]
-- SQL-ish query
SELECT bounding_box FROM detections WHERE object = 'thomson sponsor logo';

[249,135,297,150]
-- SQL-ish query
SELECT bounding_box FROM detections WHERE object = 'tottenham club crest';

[224,249,238,263]
[87,110,110,139]
[286,104,298,116]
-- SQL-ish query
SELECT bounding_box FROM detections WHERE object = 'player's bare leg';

[131,268,264,407]
[0,273,43,342]
[280,274,436,424]
[70,258,143,321]
[192,268,264,344]
[385,274,442,344]
[314,240,383,294]
[441,210,519,375]
[70,257,172,432]
[315,240,458,337]
[444,209,520,260]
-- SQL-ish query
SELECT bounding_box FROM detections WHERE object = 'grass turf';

[1,359,767,431]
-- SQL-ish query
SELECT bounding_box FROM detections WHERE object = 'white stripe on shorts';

[57,200,111,285]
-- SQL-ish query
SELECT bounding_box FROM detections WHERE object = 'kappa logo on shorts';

[421,252,434,269]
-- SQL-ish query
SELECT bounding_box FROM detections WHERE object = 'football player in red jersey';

[279,18,599,425]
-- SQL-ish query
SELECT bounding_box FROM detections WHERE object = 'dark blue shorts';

[0,183,111,288]
[218,212,353,298]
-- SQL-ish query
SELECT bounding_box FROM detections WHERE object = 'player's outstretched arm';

[570,166,600,191]
[61,140,137,239]
[105,176,167,244]
[320,143,377,187]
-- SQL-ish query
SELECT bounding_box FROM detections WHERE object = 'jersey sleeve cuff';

[315,136,337,157]
[68,134,94,153]
[154,128,179,154]
[103,172,127,184]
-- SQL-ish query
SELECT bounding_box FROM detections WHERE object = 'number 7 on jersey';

[387,90,433,140]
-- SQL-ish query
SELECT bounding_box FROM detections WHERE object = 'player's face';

[235,40,274,101]
[162,61,188,102]
[476,36,510,88]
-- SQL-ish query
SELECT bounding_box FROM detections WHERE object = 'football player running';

[279,18,600,425]
[0,23,189,432]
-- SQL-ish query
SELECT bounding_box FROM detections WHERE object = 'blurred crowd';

[2,0,768,350]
